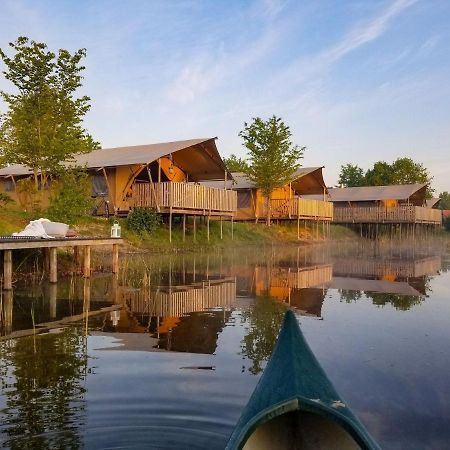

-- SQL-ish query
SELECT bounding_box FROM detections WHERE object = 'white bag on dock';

[13,218,69,239]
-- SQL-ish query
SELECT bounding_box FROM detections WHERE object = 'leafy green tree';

[239,116,304,225]
[337,163,365,187]
[391,157,432,188]
[438,191,450,210]
[364,161,393,186]
[0,36,98,188]
[223,154,249,173]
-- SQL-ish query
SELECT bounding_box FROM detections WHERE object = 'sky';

[0,0,449,192]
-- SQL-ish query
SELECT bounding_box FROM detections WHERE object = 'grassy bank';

[0,207,355,251]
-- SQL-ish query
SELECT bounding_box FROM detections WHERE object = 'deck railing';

[270,265,333,289]
[133,182,237,214]
[270,198,333,221]
[333,205,442,224]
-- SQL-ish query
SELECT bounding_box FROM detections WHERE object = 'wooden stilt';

[3,250,12,290]
[169,208,172,243]
[49,247,57,283]
[183,214,186,242]
[193,216,197,242]
[84,246,91,278]
[112,244,119,274]
[3,290,13,335]
[49,283,57,318]
[74,247,80,266]
[207,215,210,241]
[231,216,234,240]
[297,215,300,240]
[220,216,223,240]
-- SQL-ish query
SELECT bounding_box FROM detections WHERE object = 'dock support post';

[84,246,91,278]
[220,216,223,240]
[231,216,234,240]
[3,250,12,290]
[207,215,210,242]
[169,209,172,243]
[193,216,197,242]
[183,214,186,242]
[49,283,57,318]
[112,244,119,274]
[297,215,300,240]
[49,247,57,283]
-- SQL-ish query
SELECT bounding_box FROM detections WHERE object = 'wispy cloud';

[275,0,419,88]
[321,0,418,64]
[166,26,281,104]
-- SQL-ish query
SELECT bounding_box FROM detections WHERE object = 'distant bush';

[0,192,13,207]
[127,207,162,234]
[16,178,43,213]
[47,169,94,225]
[444,216,450,232]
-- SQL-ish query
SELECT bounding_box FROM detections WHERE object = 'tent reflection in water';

[226,311,380,450]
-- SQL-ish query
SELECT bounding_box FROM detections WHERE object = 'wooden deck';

[333,205,442,224]
[270,265,333,289]
[122,278,236,317]
[0,237,123,289]
[270,198,333,221]
[133,182,237,216]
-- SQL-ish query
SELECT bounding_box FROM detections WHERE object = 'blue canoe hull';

[225,310,380,450]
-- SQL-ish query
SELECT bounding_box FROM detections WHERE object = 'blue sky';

[0,0,449,192]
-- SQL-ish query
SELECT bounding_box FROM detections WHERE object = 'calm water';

[1,241,449,449]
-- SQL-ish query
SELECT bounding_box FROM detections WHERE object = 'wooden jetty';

[0,237,123,290]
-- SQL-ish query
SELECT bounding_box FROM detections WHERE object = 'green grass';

[0,207,357,251]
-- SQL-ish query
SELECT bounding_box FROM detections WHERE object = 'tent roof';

[426,198,440,208]
[328,277,422,297]
[328,184,427,203]
[0,138,231,181]
[204,167,327,193]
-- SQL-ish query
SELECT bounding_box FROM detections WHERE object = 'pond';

[1,241,449,449]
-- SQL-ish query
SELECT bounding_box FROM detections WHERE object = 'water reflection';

[0,242,448,449]
[0,328,88,449]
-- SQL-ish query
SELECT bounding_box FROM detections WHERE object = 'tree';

[390,157,432,187]
[337,163,365,187]
[223,154,249,173]
[239,116,304,225]
[364,161,393,186]
[438,192,450,210]
[0,36,98,189]
[364,158,433,196]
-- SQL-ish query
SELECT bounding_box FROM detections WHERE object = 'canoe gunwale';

[229,396,379,450]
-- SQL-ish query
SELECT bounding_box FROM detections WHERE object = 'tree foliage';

[338,157,433,196]
[0,36,98,187]
[239,116,304,224]
[46,169,94,224]
[337,163,365,187]
[223,154,249,173]
[438,191,450,210]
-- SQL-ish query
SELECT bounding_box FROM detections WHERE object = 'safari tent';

[321,184,442,225]
[205,167,333,222]
[0,138,237,218]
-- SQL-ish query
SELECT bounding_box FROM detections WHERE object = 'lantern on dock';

[111,220,121,238]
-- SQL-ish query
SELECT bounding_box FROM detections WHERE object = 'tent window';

[92,174,108,196]
[3,179,14,192]
[237,190,251,208]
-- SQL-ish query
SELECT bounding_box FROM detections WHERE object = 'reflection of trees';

[339,290,362,303]
[0,327,87,449]
[366,293,423,311]
[240,297,288,375]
